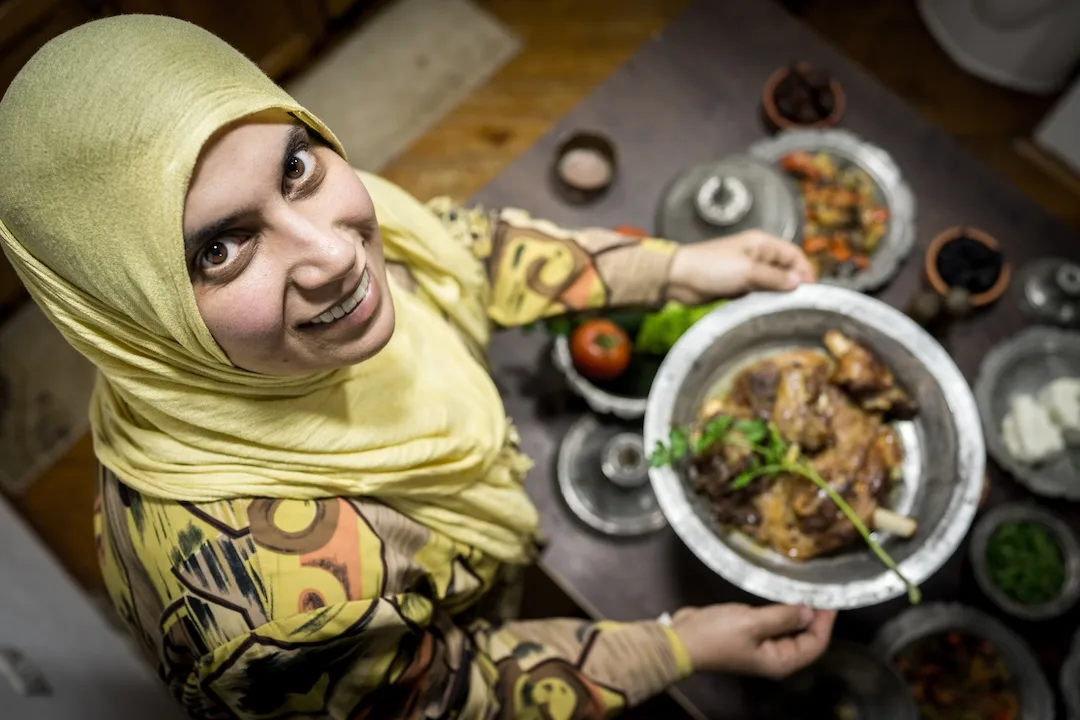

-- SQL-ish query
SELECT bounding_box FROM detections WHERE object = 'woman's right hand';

[671,602,836,679]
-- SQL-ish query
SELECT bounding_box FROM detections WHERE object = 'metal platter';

[644,284,984,609]
[556,414,666,536]
[748,128,917,293]
[874,603,1055,720]
[969,502,1080,621]
[754,641,918,720]
[974,326,1080,500]
[655,154,800,244]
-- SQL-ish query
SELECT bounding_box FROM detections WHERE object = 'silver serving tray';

[874,603,1055,720]
[969,502,1080,621]
[644,284,984,609]
[975,326,1080,500]
[748,128,917,293]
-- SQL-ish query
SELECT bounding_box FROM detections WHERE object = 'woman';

[0,14,834,720]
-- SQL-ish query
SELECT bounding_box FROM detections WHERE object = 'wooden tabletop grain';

[473,1,1080,717]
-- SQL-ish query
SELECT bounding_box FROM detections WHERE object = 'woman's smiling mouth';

[305,267,372,326]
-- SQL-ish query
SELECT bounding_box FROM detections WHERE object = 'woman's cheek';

[198,280,287,365]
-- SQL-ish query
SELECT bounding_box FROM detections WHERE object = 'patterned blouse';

[94,200,692,720]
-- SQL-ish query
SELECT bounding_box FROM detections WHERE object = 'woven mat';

[285,0,520,170]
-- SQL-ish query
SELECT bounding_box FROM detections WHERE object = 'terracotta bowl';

[761,62,846,132]
[925,226,1012,308]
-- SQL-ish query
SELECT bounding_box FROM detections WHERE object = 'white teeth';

[308,269,370,325]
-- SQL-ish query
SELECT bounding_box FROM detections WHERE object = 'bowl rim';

[925,226,1012,307]
[644,284,986,609]
[1062,626,1080,719]
[761,62,846,131]
[968,502,1080,620]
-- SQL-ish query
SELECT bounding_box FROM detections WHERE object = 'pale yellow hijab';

[0,15,538,564]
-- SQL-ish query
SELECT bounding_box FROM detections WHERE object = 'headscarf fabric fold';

[0,14,538,564]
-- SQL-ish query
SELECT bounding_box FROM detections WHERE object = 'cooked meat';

[689,331,915,561]
[770,349,832,453]
[823,329,919,420]
[729,360,781,420]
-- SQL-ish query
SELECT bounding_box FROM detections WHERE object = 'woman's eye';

[284,148,315,184]
[199,236,241,270]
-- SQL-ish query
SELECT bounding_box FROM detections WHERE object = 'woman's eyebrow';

[183,124,310,257]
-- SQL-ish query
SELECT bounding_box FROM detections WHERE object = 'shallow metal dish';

[644,284,984,609]
[748,128,917,293]
[969,502,1080,621]
[975,326,1080,500]
[874,602,1055,720]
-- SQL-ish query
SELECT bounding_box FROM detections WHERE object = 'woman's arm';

[183,592,690,719]
[426,199,815,330]
[426,198,677,328]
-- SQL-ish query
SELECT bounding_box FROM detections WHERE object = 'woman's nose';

[283,213,362,290]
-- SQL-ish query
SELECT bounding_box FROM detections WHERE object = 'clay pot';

[925,226,1012,308]
[762,62,846,132]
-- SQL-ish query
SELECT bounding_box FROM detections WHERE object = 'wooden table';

[473,1,1080,717]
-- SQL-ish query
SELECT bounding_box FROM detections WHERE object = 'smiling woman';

[0,13,829,720]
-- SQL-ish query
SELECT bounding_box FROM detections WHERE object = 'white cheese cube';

[1037,377,1080,442]
[1001,393,1065,465]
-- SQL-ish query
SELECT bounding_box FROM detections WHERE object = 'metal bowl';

[644,284,984,609]
[969,502,1080,621]
[1062,627,1080,720]
[975,326,1080,500]
[552,336,647,419]
[874,603,1055,720]
[748,128,917,293]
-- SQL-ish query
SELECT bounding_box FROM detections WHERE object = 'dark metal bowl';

[874,602,1055,720]
[969,502,1080,621]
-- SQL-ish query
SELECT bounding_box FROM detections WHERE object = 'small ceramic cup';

[761,62,846,133]
[925,226,1011,308]
[551,130,618,204]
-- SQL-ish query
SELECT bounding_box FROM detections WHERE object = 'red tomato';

[569,319,631,382]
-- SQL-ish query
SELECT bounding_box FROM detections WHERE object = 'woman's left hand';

[665,229,816,305]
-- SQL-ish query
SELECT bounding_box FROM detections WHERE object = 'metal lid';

[655,153,799,244]
[1016,257,1080,328]
[557,414,666,537]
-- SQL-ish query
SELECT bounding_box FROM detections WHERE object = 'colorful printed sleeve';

[187,599,692,719]
[94,474,692,720]
[426,198,679,328]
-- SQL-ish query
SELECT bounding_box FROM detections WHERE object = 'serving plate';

[644,284,984,609]
[974,326,1080,500]
[874,603,1055,720]
[748,128,917,293]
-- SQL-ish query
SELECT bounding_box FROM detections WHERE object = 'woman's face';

[183,110,395,375]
